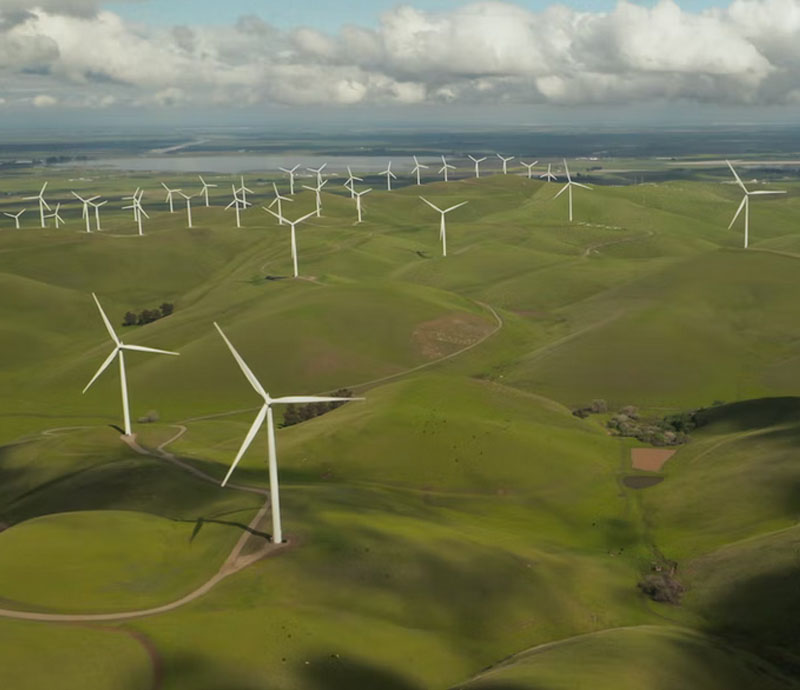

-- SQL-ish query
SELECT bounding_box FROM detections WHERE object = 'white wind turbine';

[123,188,142,222]
[411,156,429,186]
[213,323,362,544]
[161,183,182,213]
[226,185,251,229]
[353,187,372,224]
[24,182,50,228]
[520,160,539,179]
[262,208,316,278]
[89,198,108,231]
[44,203,65,229]
[122,189,149,236]
[72,191,100,233]
[307,163,327,187]
[381,161,397,191]
[468,155,487,179]
[198,176,218,207]
[419,196,469,257]
[177,191,195,228]
[269,182,293,225]
[726,160,786,249]
[3,209,25,229]
[496,154,515,175]
[83,293,179,437]
[279,165,301,195]
[344,166,363,200]
[539,164,557,182]
[302,179,328,218]
[554,159,591,222]
[439,155,455,182]
[238,176,254,205]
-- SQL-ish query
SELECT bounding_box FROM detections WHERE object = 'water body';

[62,155,441,174]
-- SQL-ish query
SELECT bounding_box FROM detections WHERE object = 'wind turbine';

[496,154,515,175]
[554,159,591,222]
[83,293,179,437]
[726,160,786,249]
[269,182,293,224]
[520,160,539,179]
[89,198,108,231]
[279,165,301,195]
[226,185,251,228]
[213,323,362,544]
[439,155,456,183]
[419,196,469,257]
[72,191,100,233]
[23,182,50,228]
[238,176,254,205]
[344,166,362,199]
[302,179,327,218]
[539,164,557,182]
[161,183,182,213]
[262,208,316,278]
[468,155,487,179]
[44,203,65,229]
[353,187,372,224]
[198,176,218,207]
[3,209,25,229]
[177,191,195,228]
[411,156,429,186]
[307,163,327,187]
[123,188,142,222]
[381,161,397,191]
[122,189,148,236]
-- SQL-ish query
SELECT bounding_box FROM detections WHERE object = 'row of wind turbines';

[2,160,784,249]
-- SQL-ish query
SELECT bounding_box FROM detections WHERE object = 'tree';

[122,311,137,327]
[160,302,174,317]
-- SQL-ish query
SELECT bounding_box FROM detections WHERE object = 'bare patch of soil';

[632,448,676,471]
[413,313,494,360]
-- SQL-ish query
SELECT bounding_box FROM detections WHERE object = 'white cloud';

[2,1,800,109]
[32,93,57,107]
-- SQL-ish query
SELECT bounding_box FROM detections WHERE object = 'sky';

[3,0,800,129]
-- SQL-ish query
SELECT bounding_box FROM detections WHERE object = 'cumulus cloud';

[32,93,57,107]
[2,1,800,109]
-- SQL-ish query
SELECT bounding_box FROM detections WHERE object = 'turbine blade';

[444,201,469,213]
[296,211,317,224]
[728,195,747,229]
[272,396,364,405]
[83,348,118,393]
[563,159,571,183]
[572,183,592,191]
[221,405,268,487]
[554,184,569,199]
[92,293,120,345]
[748,190,786,195]
[726,160,748,193]
[419,196,442,213]
[121,344,180,356]
[214,322,269,399]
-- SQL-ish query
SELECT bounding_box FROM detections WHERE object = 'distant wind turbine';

[419,196,468,257]
[269,182,293,224]
[161,183,182,213]
[44,203,65,229]
[411,156,429,186]
[302,179,328,218]
[726,160,786,249]
[496,154,515,175]
[381,161,397,191]
[520,160,539,179]
[554,159,591,222]
[353,187,372,224]
[23,182,50,228]
[89,198,108,232]
[344,166,363,200]
[238,176,254,206]
[226,185,251,228]
[307,163,327,187]
[539,164,557,182]
[83,293,179,437]
[123,188,142,222]
[122,189,148,236]
[468,155,487,179]
[279,165,301,195]
[262,208,316,278]
[72,191,100,233]
[213,322,362,544]
[198,176,218,207]
[3,209,25,229]
[177,191,195,228]
[439,155,455,183]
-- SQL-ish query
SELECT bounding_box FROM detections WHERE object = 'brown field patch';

[412,313,495,360]
[631,448,676,472]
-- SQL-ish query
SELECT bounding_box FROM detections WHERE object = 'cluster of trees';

[572,399,697,446]
[122,302,174,327]
[282,389,354,427]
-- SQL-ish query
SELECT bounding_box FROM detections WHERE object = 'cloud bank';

[2,0,800,109]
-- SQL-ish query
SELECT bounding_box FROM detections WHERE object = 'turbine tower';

[89,198,108,231]
[269,182,293,225]
[468,155,487,179]
[439,155,455,183]
[177,191,195,228]
[262,208,316,278]
[161,183,182,213]
[83,293,179,437]
[353,187,372,224]
[279,165,301,195]
[214,322,362,544]
[496,154,515,175]
[554,159,591,222]
[3,209,25,229]
[520,160,539,179]
[726,160,786,249]
[72,192,100,233]
[198,176,218,207]
[23,182,50,228]
[381,161,397,191]
[539,164,557,182]
[411,156,429,186]
[419,196,468,257]
[302,179,328,218]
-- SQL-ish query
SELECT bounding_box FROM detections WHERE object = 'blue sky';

[107,0,724,29]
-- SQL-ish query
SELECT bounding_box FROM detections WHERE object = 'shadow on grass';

[183,516,270,543]
[299,654,423,690]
